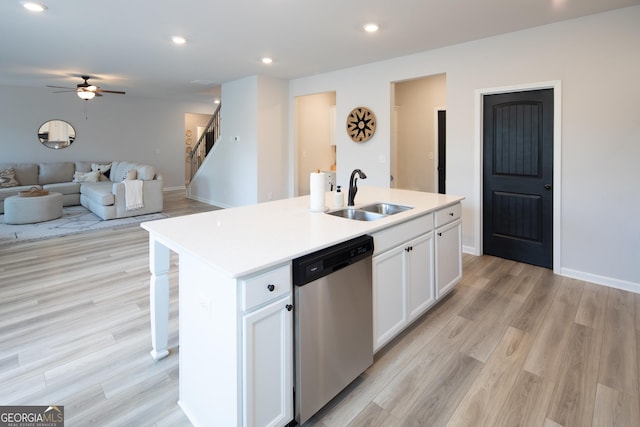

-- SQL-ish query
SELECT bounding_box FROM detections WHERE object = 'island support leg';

[149,238,171,360]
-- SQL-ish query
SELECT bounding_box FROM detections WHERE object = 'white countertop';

[141,187,464,278]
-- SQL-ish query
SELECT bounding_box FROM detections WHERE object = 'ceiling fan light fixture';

[77,89,95,100]
[22,2,47,12]
[172,36,187,45]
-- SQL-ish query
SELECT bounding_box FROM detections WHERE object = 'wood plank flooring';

[1,190,638,427]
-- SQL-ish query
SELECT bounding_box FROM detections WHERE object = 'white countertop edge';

[142,187,464,279]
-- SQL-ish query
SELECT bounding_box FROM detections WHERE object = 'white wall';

[0,86,214,188]
[191,76,258,207]
[289,6,640,290]
[257,76,289,203]
[189,75,289,207]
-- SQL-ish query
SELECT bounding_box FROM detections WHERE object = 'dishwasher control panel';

[292,235,374,286]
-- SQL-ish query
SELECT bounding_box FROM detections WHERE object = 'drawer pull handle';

[267,284,275,292]
[438,232,442,236]
[286,304,293,312]
[449,212,454,216]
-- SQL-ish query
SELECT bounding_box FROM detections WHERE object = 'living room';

[1,1,639,426]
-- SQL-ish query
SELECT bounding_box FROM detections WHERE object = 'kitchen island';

[141,187,464,426]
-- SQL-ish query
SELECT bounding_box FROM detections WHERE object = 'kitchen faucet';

[347,169,367,206]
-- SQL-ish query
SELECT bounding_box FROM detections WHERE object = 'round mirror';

[38,119,76,149]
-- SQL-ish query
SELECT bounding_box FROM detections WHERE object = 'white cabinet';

[372,215,435,352]
[177,259,293,427]
[372,245,405,351]
[242,294,293,427]
[372,203,463,353]
[406,234,435,320]
[241,265,293,427]
[435,204,463,299]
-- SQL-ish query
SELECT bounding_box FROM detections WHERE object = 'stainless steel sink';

[326,208,386,221]
[359,203,412,216]
[326,203,412,221]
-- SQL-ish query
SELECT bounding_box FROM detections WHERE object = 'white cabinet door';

[373,232,434,352]
[372,246,406,352]
[435,219,462,299]
[406,233,435,321]
[242,295,293,427]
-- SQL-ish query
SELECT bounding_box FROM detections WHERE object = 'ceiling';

[1,0,638,103]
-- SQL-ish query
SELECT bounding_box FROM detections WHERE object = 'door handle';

[544,184,552,190]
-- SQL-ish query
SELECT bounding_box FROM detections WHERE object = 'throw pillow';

[91,162,112,181]
[73,170,100,182]
[122,169,137,181]
[0,168,19,188]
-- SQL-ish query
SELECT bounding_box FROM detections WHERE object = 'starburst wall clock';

[346,107,376,143]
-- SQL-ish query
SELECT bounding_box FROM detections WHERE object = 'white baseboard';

[463,245,480,256]
[163,186,186,191]
[560,268,640,295]
[460,246,639,294]
[186,193,232,209]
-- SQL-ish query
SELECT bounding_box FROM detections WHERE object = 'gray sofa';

[0,161,163,220]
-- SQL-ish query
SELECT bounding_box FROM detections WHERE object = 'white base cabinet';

[372,203,463,353]
[372,244,407,351]
[178,257,293,427]
[434,203,463,299]
[242,294,293,427]
[372,215,435,352]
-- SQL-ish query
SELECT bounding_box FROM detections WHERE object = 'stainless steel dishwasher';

[292,235,374,425]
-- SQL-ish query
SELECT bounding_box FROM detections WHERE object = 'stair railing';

[189,103,221,182]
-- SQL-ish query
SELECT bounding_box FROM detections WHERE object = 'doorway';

[482,89,554,268]
[392,73,446,193]
[294,92,336,195]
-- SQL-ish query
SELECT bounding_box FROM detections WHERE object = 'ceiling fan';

[47,75,126,100]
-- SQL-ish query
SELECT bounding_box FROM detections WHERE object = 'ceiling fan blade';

[47,85,75,89]
[51,89,76,93]
[95,89,126,95]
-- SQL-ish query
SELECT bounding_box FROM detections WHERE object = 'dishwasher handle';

[330,261,351,274]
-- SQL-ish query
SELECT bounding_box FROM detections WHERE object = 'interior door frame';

[474,81,562,274]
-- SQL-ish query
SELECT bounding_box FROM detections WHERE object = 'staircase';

[188,104,221,183]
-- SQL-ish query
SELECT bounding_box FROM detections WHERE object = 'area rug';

[0,205,168,246]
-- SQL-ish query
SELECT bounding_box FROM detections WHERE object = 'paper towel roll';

[309,172,327,212]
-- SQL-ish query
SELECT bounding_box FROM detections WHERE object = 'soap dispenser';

[333,185,344,208]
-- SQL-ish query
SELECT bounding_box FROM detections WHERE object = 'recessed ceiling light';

[172,36,187,45]
[22,2,47,12]
[214,99,220,104]
[363,23,379,33]
[261,57,273,65]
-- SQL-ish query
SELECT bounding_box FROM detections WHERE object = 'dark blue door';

[483,89,554,268]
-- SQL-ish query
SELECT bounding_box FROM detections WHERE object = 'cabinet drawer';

[373,214,433,255]
[435,203,461,228]
[241,264,291,312]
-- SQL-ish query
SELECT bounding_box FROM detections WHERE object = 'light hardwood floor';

[1,190,638,426]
